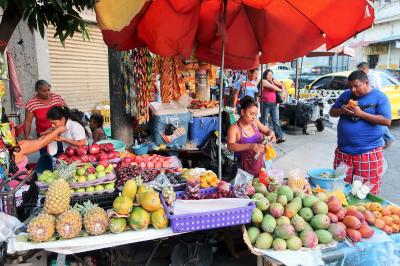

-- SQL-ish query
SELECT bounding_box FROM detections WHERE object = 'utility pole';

[108,48,133,146]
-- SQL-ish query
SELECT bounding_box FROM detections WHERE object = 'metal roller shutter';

[47,24,109,112]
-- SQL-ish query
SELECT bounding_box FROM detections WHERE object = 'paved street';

[273,121,400,205]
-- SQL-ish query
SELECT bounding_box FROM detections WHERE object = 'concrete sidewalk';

[271,127,399,205]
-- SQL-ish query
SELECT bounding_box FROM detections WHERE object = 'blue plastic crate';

[150,112,191,148]
[189,116,219,147]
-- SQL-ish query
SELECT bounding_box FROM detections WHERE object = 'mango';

[247,227,261,244]
[294,190,306,199]
[327,195,341,213]
[327,213,338,223]
[335,209,346,220]
[252,193,264,201]
[342,216,361,230]
[272,238,287,251]
[359,223,374,239]
[254,183,268,195]
[278,185,294,201]
[315,229,333,244]
[300,230,318,248]
[269,203,284,218]
[310,214,331,230]
[286,236,302,251]
[252,208,263,225]
[346,228,361,242]
[328,224,346,241]
[345,210,365,223]
[255,232,273,250]
[256,197,270,212]
[265,192,278,203]
[277,195,288,206]
[303,222,314,232]
[291,215,306,232]
[363,210,376,225]
[276,216,291,226]
[284,201,301,218]
[312,201,329,215]
[316,192,329,202]
[299,207,314,222]
[274,224,295,240]
[302,195,320,208]
[261,214,276,233]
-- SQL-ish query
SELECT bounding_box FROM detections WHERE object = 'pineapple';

[78,201,109,236]
[44,162,77,215]
[56,207,82,239]
[27,213,55,242]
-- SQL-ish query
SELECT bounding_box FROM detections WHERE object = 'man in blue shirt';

[330,70,391,195]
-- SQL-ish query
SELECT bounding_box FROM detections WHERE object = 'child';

[89,114,106,143]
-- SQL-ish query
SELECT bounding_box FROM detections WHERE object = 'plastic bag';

[0,212,23,242]
[147,172,172,191]
[335,162,349,178]
[287,169,307,191]
[264,143,276,161]
[233,168,254,186]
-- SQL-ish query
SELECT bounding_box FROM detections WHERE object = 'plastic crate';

[160,188,255,233]
[70,190,119,209]
[189,116,219,147]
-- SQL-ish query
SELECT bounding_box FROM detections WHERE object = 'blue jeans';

[261,102,283,139]
[383,126,395,144]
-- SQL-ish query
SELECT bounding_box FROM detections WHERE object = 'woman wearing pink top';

[261,69,286,144]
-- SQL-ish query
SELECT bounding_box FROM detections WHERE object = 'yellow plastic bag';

[264,143,276,161]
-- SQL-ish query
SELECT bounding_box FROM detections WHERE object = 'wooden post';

[108,48,133,146]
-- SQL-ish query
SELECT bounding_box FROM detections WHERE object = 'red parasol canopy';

[96,0,374,69]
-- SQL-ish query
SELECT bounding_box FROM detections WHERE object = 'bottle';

[259,168,268,186]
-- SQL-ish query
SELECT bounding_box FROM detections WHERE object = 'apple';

[80,154,90,163]
[42,170,52,176]
[86,166,96,174]
[76,168,86,176]
[95,185,105,191]
[108,151,119,160]
[77,176,87,183]
[86,173,96,180]
[162,161,170,168]
[47,177,56,184]
[135,156,143,164]
[98,159,110,168]
[104,183,115,190]
[154,161,162,169]
[96,165,105,173]
[122,156,133,164]
[71,156,83,163]
[88,155,97,162]
[57,154,69,161]
[140,162,147,168]
[96,171,106,179]
[105,164,114,173]
[70,189,75,194]
[75,146,88,156]
[88,144,101,155]
[65,146,76,157]
[83,163,92,169]
[76,188,85,193]
[147,162,154,169]
[86,186,95,192]
[87,174,97,181]
[38,174,47,182]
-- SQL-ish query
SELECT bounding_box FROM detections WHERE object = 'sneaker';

[277,138,286,144]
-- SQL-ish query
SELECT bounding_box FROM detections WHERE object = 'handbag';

[276,91,284,104]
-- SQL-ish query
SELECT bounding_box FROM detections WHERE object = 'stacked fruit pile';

[121,154,178,170]
[109,178,169,233]
[37,162,116,196]
[247,183,376,251]
[115,163,156,187]
[355,202,400,235]
[28,174,109,242]
[57,143,120,164]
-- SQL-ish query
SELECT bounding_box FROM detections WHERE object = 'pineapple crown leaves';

[76,201,100,215]
[55,160,79,183]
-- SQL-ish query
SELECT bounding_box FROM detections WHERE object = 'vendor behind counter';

[227,96,276,176]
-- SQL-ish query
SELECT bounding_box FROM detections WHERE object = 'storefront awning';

[370,35,400,44]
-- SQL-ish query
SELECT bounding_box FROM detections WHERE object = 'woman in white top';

[46,106,87,150]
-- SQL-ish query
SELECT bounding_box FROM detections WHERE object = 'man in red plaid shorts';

[330,70,391,195]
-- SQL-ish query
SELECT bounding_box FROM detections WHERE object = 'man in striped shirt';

[24,80,66,142]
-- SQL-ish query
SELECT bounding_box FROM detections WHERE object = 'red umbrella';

[96,0,374,70]
[95,0,374,177]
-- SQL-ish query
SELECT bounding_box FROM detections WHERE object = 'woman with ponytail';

[46,106,87,150]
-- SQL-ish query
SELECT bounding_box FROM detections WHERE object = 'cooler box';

[189,116,219,147]
[150,102,190,148]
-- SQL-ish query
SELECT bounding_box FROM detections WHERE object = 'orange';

[200,182,209,188]
[369,202,382,212]
[374,219,385,229]
[382,216,393,226]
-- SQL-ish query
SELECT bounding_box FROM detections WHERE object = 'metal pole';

[260,63,264,115]
[218,0,227,179]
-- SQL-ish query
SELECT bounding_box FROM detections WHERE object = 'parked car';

[376,68,400,82]
[304,71,400,120]
[268,64,294,76]
[293,66,333,88]
[272,72,295,96]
